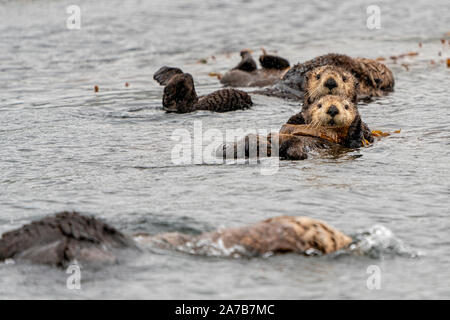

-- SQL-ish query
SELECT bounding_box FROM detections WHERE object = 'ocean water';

[0,0,449,299]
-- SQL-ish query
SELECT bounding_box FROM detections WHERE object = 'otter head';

[304,66,357,105]
[162,73,199,113]
[304,95,358,128]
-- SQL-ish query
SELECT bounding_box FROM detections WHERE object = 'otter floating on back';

[219,49,291,87]
[153,67,253,113]
[221,94,368,160]
[0,212,352,267]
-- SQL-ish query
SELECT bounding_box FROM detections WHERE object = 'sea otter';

[153,67,253,113]
[228,53,393,101]
[0,212,352,267]
[219,49,290,87]
[221,95,367,160]
[283,65,374,143]
[271,53,394,100]
[0,211,138,267]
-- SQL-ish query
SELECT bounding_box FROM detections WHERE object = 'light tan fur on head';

[304,66,357,105]
[304,95,358,129]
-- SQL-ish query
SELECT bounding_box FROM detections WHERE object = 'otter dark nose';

[327,105,339,117]
[325,78,337,90]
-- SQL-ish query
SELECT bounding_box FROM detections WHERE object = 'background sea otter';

[221,52,394,101]
[271,53,394,100]
[0,212,352,267]
[219,49,291,87]
[222,95,367,160]
[154,67,253,113]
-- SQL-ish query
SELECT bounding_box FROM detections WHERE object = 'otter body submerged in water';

[0,212,352,267]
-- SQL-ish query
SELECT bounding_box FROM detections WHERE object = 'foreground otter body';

[222,95,368,160]
[220,50,290,87]
[154,67,253,113]
[0,212,351,267]
[0,212,137,267]
[145,216,352,256]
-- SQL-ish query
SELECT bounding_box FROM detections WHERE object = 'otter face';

[305,95,358,128]
[304,66,357,104]
[163,73,198,113]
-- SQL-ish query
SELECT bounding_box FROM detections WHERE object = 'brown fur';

[143,216,352,256]
[220,50,290,87]
[232,50,257,72]
[223,95,367,160]
[278,53,394,100]
[303,66,357,107]
[286,66,373,143]
[0,213,351,266]
[161,72,252,113]
[0,212,137,267]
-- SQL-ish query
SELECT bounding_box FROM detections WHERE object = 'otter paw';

[218,134,271,159]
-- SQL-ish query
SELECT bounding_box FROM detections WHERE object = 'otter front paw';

[286,112,306,125]
[278,136,308,160]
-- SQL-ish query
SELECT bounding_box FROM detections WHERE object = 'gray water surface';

[0,0,449,299]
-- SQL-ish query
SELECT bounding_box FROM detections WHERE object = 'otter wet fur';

[144,216,352,256]
[154,67,253,113]
[254,53,394,101]
[219,49,290,87]
[222,95,367,160]
[0,212,352,266]
[0,211,138,267]
[285,65,373,143]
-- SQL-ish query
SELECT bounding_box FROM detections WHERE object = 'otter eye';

[317,104,322,109]
[316,74,320,80]
[345,105,349,110]
[342,76,347,82]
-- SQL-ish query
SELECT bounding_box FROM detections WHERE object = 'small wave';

[177,238,250,258]
[347,225,421,259]
[0,259,15,266]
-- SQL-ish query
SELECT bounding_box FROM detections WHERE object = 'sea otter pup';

[219,49,290,87]
[153,67,253,113]
[222,95,367,160]
[0,212,352,266]
[252,53,394,101]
